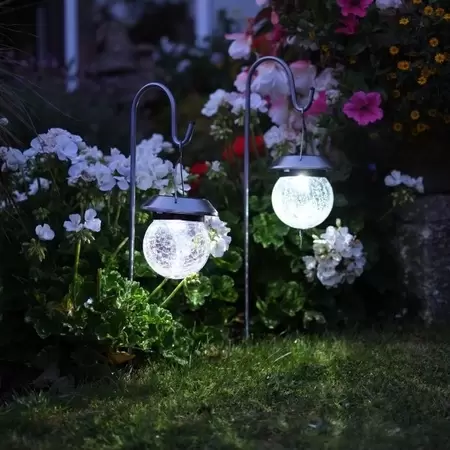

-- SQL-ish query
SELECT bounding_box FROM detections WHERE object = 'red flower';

[189,161,209,194]
[223,135,265,161]
[190,162,209,176]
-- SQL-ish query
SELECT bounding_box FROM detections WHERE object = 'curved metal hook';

[242,56,315,339]
[131,82,195,146]
[128,82,194,280]
[245,55,315,115]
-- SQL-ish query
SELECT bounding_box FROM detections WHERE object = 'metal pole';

[64,0,79,92]
[243,56,316,339]
[129,83,195,280]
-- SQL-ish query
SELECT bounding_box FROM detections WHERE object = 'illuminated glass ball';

[143,219,211,280]
[271,174,334,230]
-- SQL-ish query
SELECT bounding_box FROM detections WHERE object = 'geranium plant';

[0,128,237,364]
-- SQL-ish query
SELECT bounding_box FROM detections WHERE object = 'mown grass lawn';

[1,329,450,449]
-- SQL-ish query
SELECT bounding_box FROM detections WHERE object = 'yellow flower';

[424,6,434,15]
[444,13,450,21]
[393,123,403,132]
[428,109,437,117]
[410,110,420,120]
[392,89,401,98]
[435,53,446,63]
[435,8,445,16]
[417,123,429,132]
[417,76,427,85]
[321,44,329,53]
[429,38,439,47]
[389,46,400,55]
[397,60,410,70]
[412,0,421,4]
[399,17,410,25]
[444,115,450,124]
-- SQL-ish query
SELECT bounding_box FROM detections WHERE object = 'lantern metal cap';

[270,155,331,175]
[141,195,218,218]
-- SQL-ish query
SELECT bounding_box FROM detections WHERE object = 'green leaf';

[346,41,367,56]
[334,193,348,207]
[280,281,305,317]
[303,310,326,328]
[183,274,212,309]
[249,195,271,213]
[252,212,289,249]
[210,275,238,303]
[212,249,242,272]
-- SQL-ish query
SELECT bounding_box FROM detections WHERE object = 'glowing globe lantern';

[270,155,334,230]
[141,196,217,279]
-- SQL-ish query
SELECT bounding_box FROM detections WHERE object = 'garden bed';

[1,329,449,450]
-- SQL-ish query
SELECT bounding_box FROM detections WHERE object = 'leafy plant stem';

[74,239,81,280]
[110,237,129,263]
[113,204,122,228]
[160,279,186,308]
[150,278,168,299]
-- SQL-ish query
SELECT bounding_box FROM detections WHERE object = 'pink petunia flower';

[306,91,328,117]
[337,0,374,17]
[343,91,383,126]
[336,14,360,35]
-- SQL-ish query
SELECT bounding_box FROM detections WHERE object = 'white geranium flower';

[251,62,290,98]
[84,209,101,232]
[226,92,268,115]
[268,97,290,126]
[303,221,366,288]
[64,214,83,233]
[95,163,116,191]
[205,216,232,258]
[115,176,129,190]
[402,175,424,193]
[225,33,252,60]
[234,69,248,93]
[31,128,84,158]
[54,134,79,161]
[137,134,173,157]
[13,191,27,202]
[35,223,55,241]
[290,60,317,96]
[28,178,51,196]
[209,161,222,173]
[176,59,191,73]
[384,170,425,193]
[384,170,403,187]
[201,89,228,117]
[3,148,27,171]
[264,126,284,149]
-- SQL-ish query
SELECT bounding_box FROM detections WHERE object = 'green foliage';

[2,331,450,449]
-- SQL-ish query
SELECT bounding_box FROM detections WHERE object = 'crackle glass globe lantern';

[270,155,334,230]
[141,196,218,280]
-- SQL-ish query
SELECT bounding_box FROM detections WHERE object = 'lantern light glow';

[271,174,334,230]
[142,219,211,280]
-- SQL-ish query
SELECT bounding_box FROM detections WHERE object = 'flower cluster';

[0,128,189,209]
[1,128,233,266]
[205,216,232,258]
[384,170,424,194]
[303,222,366,288]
